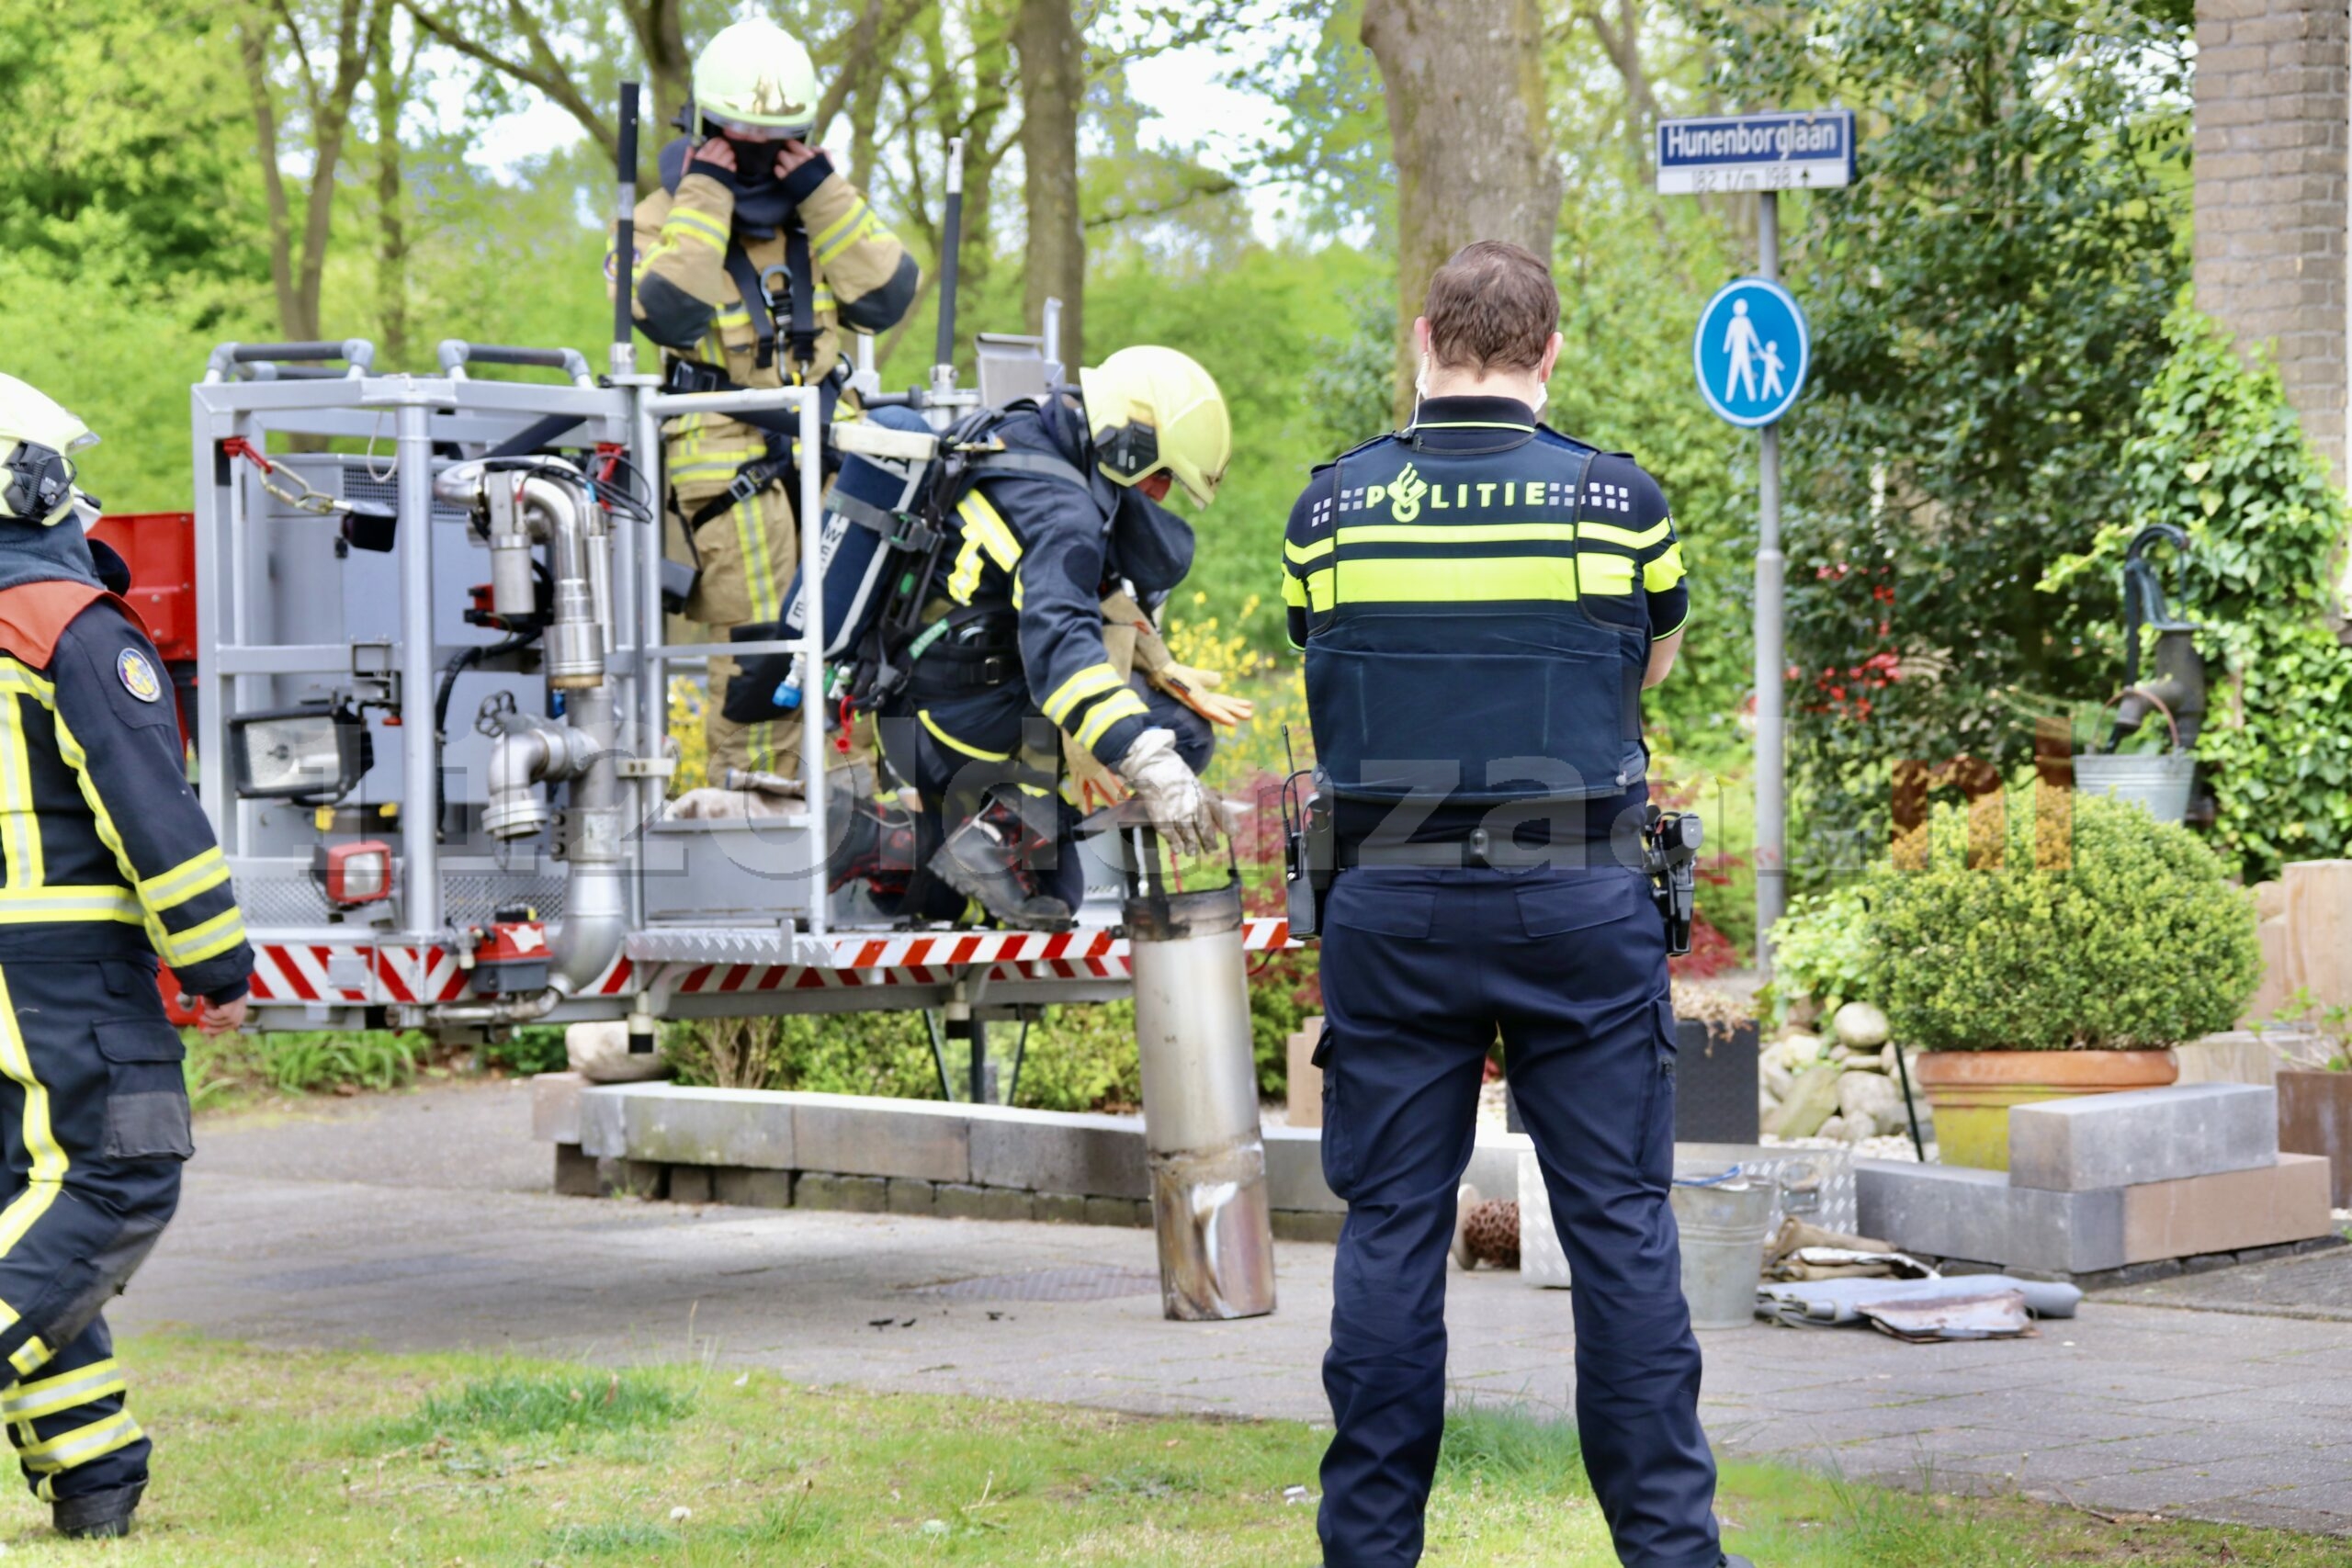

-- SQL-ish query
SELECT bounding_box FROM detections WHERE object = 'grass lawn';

[2,1334,2337,1565]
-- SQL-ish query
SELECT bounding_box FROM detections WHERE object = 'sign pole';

[1754,189,1787,975]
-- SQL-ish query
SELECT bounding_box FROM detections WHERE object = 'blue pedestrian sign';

[1693,277,1808,427]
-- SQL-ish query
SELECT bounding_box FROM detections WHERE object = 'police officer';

[0,375,253,1540]
[833,347,1233,924]
[615,17,920,779]
[1283,243,1747,1568]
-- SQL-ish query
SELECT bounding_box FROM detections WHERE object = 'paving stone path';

[117,1080,2352,1536]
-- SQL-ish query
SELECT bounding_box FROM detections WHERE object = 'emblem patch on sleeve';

[117,649,163,703]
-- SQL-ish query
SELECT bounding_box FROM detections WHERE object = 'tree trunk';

[1014,0,1084,362]
[1362,0,1559,425]
[370,18,412,368]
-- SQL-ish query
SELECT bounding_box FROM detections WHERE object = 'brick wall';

[2195,0,2351,478]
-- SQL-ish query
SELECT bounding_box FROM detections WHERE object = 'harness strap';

[784,222,818,374]
[721,243,778,371]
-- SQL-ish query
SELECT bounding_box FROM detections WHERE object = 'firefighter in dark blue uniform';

[0,376,254,1540]
[1282,246,1745,1568]
[837,347,1234,924]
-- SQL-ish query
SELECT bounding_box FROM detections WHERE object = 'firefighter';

[0,375,253,1540]
[1283,244,1746,1568]
[835,347,1233,925]
[613,17,920,779]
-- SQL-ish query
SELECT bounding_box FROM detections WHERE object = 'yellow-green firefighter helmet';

[692,18,821,140]
[0,373,96,527]
[1078,346,1231,508]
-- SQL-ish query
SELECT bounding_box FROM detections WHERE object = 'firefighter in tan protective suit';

[612,17,919,778]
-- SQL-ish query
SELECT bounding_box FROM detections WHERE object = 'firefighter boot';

[930,797,1073,930]
[824,787,918,902]
[53,1482,143,1540]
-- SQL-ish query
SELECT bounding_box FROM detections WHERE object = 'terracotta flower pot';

[1914,1048,2180,1170]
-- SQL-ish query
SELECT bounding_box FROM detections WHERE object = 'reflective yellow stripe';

[1073,690,1150,752]
[1644,541,1688,592]
[662,208,729,253]
[810,199,873,257]
[46,705,181,964]
[1283,573,1308,608]
[945,536,988,604]
[1339,522,1577,547]
[1578,518,1672,550]
[140,847,228,911]
[817,213,885,267]
[1337,556,1577,604]
[21,1410,141,1473]
[956,493,1023,571]
[1284,536,1334,565]
[5,1359,123,1423]
[1578,555,1637,597]
[918,709,1010,761]
[9,1337,50,1380]
[0,960,62,1263]
[0,692,39,891]
[166,907,246,967]
[813,283,837,312]
[0,888,141,924]
[1042,664,1125,726]
[729,495,780,622]
[1303,568,1336,611]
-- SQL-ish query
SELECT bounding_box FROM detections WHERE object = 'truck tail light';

[320,840,394,906]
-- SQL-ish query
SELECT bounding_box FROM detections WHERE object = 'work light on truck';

[225,703,370,801]
[313,840,394,908]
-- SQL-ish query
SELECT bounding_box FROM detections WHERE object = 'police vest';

[1297,425,1647,806]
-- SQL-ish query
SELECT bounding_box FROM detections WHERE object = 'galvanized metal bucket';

[1670,1164,1777,1330]
[2074,752,2196,826]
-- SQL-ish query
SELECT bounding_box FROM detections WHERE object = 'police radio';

[1641,806,1703,957]
[1279,726,1335,938]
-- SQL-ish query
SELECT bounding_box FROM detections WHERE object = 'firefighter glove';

[1115,727,1222,858]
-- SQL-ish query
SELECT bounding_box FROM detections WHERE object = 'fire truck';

[136,110,1284,1320]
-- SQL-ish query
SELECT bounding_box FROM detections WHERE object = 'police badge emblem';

[117,648,163,703]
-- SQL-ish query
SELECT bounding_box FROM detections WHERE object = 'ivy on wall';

[2046,302,2352,882]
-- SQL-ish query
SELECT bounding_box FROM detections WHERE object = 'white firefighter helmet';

[0,373,98,527]
[1077,346,1232,509]
[692,19,821,141]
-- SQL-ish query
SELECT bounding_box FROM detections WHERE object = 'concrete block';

[532,1072,585,1144]
[1086,1196,1150,1228]
[2174,1032,2282,1089]
[620,1085,797,1170]
[933,1183,992,1220]
[711,1168,796,1209]
[979,1187,1035,1222]
[797,1173,888,1213]
[667,1165,714,1204]
[2008,1083,2277,1191]
[1034,1192,1089,1224]
[578,1087,628,1158]
[2279,1069,2352,1206]
[792,1094,972,1184]
[1262,1126,1342,1213]
[1856,1159,2125,1275]
[2120,1155,2335,1263]
[887,1178,937,1215]
[1273,1210,1345,1244]
[603,1158,668,1200]
[552,1143,599,1197]
[966,1106,1147,1198]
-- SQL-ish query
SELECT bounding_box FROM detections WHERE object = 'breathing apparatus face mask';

[1,442,74,525]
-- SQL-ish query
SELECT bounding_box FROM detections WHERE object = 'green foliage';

[399,1369,694,1442]
[252,1030,425,1094]
[1434,1404,1587,1495]
[482,1025,570,1076]
[1767,884,1877,1016]
[1865,790,2258,1050]
[1692,0,2194,879]
[2046,304,2352,881]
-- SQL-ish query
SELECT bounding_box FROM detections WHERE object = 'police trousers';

[0,957,188,1504]
[1316,863,1719,1568]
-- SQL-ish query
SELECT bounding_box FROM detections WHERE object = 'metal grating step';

[909,1266,1160,1303]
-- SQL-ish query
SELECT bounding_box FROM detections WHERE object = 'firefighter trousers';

[1315,863,1720,1568]
[668,463,802,780]
[0,956,188,1505]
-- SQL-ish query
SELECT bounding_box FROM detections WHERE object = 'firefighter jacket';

[611,141,919,492]
[0,581,251,1001]
[910,398,1192,770]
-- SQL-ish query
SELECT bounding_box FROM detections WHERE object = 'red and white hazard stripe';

[245,920,1296,1007]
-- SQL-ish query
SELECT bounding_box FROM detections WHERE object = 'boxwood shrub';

[1866,789,2258,1051]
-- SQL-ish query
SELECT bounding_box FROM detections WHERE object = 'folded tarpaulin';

[1757,1273,2082,1328]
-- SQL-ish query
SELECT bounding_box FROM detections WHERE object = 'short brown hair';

[1422,241,1559,375]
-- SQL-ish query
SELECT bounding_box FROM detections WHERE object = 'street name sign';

[1657,109,1856,195]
